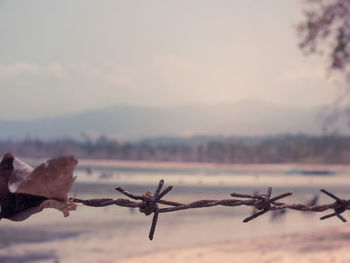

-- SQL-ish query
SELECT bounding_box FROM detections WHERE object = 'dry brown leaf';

[39,199,74,217]
[0,154,79,221]
[15,156,78,202]
[0,153,14,198]
[8,157,33,193]
[6,204,44,222]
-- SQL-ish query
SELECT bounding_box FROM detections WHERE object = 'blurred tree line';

[2,135,350,164]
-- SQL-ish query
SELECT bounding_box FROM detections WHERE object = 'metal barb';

[320,189,348,222]
[149,207,159,240]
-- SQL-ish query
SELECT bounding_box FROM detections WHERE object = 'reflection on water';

[71,161,350,189]
[0,162,350,263]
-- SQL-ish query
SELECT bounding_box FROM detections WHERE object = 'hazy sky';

[0,0,340,120]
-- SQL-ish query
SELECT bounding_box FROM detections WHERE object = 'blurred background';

[1,0,350,262]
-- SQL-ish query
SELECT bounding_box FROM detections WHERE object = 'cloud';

[277,64,325,83]
[70,63,101,77]
[0,61,131,85]
[153,55,198,73]
[107,74,132,86]
[0,62,40,78]
[47,62,68,78]
[70,63,132,86]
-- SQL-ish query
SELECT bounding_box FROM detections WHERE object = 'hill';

[0,100,346,140]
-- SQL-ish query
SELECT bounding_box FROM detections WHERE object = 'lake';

[0,160,349,263]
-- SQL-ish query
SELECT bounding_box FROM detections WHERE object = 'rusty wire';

[71,179,350,240]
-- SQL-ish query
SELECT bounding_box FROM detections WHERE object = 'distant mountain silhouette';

[0,100,348,141]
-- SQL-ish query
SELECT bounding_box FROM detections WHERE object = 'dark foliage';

[299,0,350,73]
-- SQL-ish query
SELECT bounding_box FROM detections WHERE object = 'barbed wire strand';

[71,179,350,240]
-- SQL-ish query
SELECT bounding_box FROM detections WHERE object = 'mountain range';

[0,100,348,141]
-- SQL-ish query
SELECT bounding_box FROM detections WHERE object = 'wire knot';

[139,197,159,216]
[115,179,174,240]
[232,187,292,223]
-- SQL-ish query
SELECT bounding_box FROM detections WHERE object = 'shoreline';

[117,225,350,263]
[19,156,350,172]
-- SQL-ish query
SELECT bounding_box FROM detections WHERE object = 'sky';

[0,0,340,120]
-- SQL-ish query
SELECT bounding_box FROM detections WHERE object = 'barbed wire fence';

[71,179,350,240]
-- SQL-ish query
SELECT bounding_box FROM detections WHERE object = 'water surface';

[0,161,349,263]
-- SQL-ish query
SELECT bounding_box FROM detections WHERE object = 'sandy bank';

[118,225,350,263]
